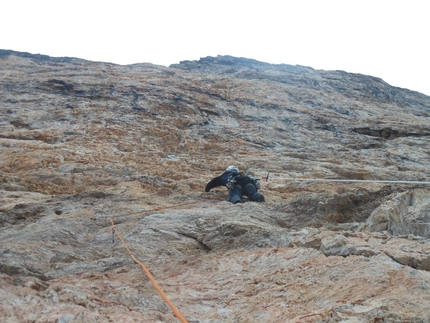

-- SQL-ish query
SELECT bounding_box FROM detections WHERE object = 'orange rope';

[110,201,211,323]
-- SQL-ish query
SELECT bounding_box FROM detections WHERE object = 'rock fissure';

[177,232,212,252]
[353,127,430,140]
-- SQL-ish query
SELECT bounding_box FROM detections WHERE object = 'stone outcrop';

[364,188,430,237]
[1,50,430,322]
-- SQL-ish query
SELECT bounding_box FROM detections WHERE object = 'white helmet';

[226,165,239,173]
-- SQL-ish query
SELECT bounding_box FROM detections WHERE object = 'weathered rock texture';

[1,50,430,322]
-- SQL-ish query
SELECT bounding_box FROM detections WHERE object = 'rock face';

[365,189,430,236]
[1,50,430,322]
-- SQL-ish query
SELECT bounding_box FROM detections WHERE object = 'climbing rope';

[110,199,217,323]
[108,175,430,322]
[263,177,430,185]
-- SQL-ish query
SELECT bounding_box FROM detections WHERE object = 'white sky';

[2,0,429,96]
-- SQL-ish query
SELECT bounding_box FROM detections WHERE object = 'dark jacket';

[205,171,257,192]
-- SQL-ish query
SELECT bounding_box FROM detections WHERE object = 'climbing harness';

[227,172,263,191]
[249,175,262,190]
[226,176,236,190]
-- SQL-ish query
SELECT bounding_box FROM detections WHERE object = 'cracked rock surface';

[1,50,430,322]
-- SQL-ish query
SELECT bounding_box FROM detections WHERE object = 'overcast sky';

[2,0,429,96]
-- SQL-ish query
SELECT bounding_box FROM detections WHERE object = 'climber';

[205,165,265,204]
